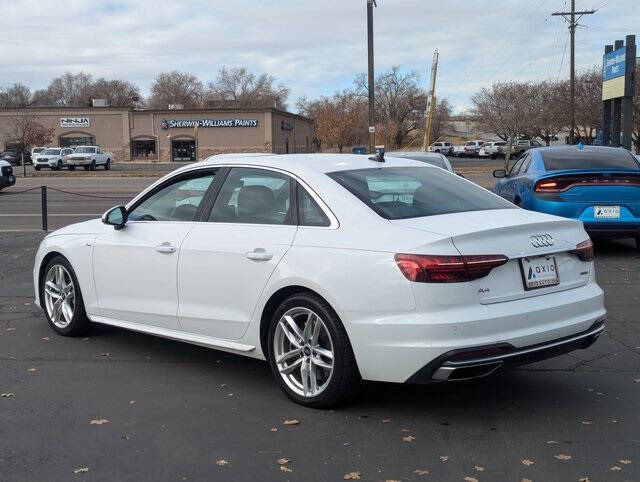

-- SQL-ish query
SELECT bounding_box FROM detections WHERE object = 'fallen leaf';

[27,368,37,372]
[343,472,361,480]
[122,434,130,440]
[610,466,621,471]
[270,427,278,432]
[283,419,299,425]
[521,459,535,466]
[634,378,640,383]
[73,467,89,474]
[402,435,416,442]
[1,393,15,398]
[6,327,16,332]
[475,465,485,472]
[280,466,293,473]
[216,459,229,466]
[619,459,631,464]
[578,478,590,482]
[227,393,234,397]
[439,456,449,462]
[581,421,592,425]
[101,353,111,357]
[41,337,50,341]
[611,419,619,424]
[381,419,391,423]
[554,454,572,461]
[89,418,109,425]
[400,428,410,432]
[464,477,478,482]
[547,440,559,444]
[414,469,429,476]
[521,479,533,482]
[277,458,290,465]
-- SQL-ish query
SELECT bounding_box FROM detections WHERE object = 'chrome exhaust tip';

[432,361,504,381]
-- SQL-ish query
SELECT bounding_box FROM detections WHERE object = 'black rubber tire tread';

[41,255,92,337]
[267,292,361,409]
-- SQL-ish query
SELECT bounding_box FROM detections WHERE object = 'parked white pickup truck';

[65,146,113,170]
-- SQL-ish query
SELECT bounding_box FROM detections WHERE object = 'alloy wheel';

[44,264,76,328]
[273,307,335,398]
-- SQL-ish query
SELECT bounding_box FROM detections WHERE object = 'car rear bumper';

[407,319,604,382]
[346,281,605,383]
[0,175,16,188]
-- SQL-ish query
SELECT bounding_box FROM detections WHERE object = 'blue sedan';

[493,145,640,249]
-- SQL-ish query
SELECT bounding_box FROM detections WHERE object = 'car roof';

[199,153,433,175]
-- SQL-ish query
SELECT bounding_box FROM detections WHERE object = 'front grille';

[1,165,13,177]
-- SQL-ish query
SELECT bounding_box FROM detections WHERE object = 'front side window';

[328,166,513,220]
[209,168,293,225]
[129,171,217,222]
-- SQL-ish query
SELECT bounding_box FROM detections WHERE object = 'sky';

[0,0,638,114]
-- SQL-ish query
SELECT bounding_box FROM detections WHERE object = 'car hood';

[46,218,104,238]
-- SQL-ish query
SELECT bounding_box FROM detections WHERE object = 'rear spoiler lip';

[537,169,640,180]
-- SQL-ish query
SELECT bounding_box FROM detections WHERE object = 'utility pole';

[423,50,440,152]
[553,1,595,144]
[367,0,377,154]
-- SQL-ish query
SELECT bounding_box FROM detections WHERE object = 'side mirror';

[102,205,128,230]
[493,169,507,178]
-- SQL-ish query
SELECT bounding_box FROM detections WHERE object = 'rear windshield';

[328,166,514,220]
[74,147,96,153]
[542,149,640,171]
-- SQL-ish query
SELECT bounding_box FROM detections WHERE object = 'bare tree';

[149,71,204,109]
[2,113,55,158]
[472,81,537,168]
[45,72,94,106]
[429,98,453,144]
[208,67,289,109]
[356,67,425,149]
[531,80,565,146]
[0,83,32,108]
[633,66,640,154]
[570,67,602,144]
[298,90,366,153]
[89,78,142,107]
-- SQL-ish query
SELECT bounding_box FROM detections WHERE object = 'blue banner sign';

[603,48,626,81]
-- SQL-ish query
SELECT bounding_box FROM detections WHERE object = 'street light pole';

[367,0,376,154]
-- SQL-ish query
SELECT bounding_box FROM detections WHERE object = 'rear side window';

[298,186,330,227]
[542,148,640,171]
[328,167,513,220]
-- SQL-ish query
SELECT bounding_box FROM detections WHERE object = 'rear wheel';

[41,256,91,336]
[68,165,75,171]
[90,160,96,171]
[104,159,111,170]
[267,293,361,408]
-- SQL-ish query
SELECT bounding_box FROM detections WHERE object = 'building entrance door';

[172,140,196,162]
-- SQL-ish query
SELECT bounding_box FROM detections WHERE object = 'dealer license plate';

[594,205,620,219]
[520,255,559,290]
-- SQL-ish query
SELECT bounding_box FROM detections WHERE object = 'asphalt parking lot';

[1,160,639,481]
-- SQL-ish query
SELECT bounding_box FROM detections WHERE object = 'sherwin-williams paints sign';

[161,118,258,129]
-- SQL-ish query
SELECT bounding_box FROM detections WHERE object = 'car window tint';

[508,157,524,176]
[209,168,293,225]
[129,172,216,222]
[328,166,513,220]
[541,148,640,170]
[519,154,533,174]
[298,185,330,227]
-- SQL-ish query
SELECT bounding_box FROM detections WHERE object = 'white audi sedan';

[33,153,606,408]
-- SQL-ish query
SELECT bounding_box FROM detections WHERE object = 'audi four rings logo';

[531,234,554,248]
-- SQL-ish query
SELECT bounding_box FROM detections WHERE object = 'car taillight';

[535,175,640,193]
[394,254,509,283]
[570,239,594,262]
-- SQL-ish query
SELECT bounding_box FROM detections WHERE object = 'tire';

[56,161,62,171]
[635,236,640,251]
[104,159,111,170]
[40,255,91,337]
[35,166,41,171]
[68,165,75,171]
[83,166,89,170]
[90,160,96,171]
[267,292,361,408]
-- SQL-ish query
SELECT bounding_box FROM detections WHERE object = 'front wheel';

[41,256,91,336]
[35,166,41,171]
[68,165,75,171]
[104,159,111,170]
[90,160,96,171]
[267,292,361,408]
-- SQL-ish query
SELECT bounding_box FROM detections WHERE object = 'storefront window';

[132,140,156,159]
[60,136,93,147]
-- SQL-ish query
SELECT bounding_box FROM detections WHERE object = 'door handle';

[246,249,273,261]
[155,242,176,254]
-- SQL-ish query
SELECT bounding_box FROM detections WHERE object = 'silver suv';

[428,141,454,155]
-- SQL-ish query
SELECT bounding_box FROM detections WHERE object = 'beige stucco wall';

[0,107,314,162]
